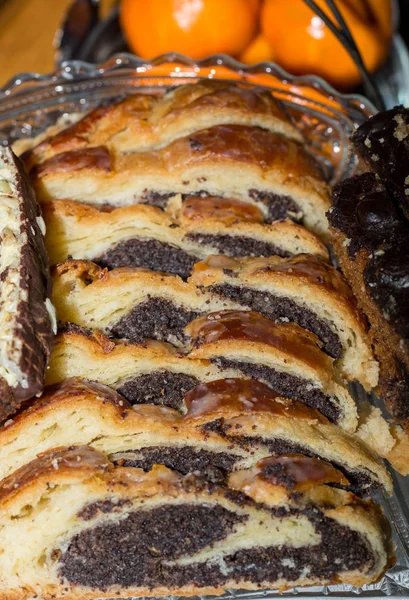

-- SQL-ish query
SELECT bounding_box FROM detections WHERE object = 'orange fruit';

[240,34,276,65]
[120,0,259,60]
[247,0,261,16]
[261,0,392,89]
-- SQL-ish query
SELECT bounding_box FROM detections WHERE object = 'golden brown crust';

[0,377,391,492]
[51,259,241,344]
[22,80,302,170]
[42,199,329,267]
[45,328,240,391]
[0,447,393,599]
[189,254,377,389]
[0,446,111,504]
[186,310,357,431]
[31,125,330,238]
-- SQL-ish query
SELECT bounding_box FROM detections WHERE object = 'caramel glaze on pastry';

[0,445,393,599]
[51,261,357,430]
[42,200,329,274]
[175,194,266,223]
[189,254,377,389]
[46,323,356,431]
[21,79,302,170]
[328,171,409,425]
[51,259,242,347]
[0,377,391,493]
[185,310,357,431]
[46,326,243,411]
[0,147,55,419]
[31,125,331,238]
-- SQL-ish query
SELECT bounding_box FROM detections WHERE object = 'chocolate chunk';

[109,298,200,345]
[329,173,407,257]
[186,233,290,259]
[210,284,341,358]
[95,238,199,278]
[352,106,409,220]
[116,371,199,411]
[213,358,341,423]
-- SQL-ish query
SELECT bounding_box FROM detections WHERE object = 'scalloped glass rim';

[0,51,377,116]
[0,52,377,187]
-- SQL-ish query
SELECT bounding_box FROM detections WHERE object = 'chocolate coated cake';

[329,118,409,428]
[0,147,55,419]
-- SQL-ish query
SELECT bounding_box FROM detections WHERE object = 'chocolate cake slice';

[0,147,55,419]
[0,446,392,598]
[328,171,409,428]
[351,105,409,220]
[22,79,303,170]
[51,260,241,346]
[0,377,390,493]
[46,327,242,411]
[42,199,328,273]
[189,254,377,389]
[31,124,331,238]
[186,310,358,431]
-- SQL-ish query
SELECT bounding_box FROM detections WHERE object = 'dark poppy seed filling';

[110,446,240,483]
[236,436,376,494]
[59,504,246,589]
[213,357,341,424]
[209,284,342,359]
[95,239,199,278]
[116,371,199,411]
[108,298,200,345]
[78,499,132,521]
[58,504,374,590]
[248,189,302,223]
[185,233,290,259]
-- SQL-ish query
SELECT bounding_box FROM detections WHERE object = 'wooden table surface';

[0,0,115,85]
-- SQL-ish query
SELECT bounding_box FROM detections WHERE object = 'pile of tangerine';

[120,0,393,89]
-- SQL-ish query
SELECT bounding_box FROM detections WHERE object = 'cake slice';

[43,200,329,273]
[31,125,331,237]
[189,254,377,389]
[328,171,409,426]
[186,310,357,431]
[0,446,392,599]
[51,260,240,346]
[22,79,302,169]
[351,105,409,220]
[0,377,391,494]
[46,327,241,411]
[0,147,55,419]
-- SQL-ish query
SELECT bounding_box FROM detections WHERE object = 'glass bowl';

[0,52,376,185]
[0,54,408,599]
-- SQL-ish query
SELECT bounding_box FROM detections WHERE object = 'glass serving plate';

[0,54,408,600]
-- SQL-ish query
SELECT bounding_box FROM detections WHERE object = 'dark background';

[399,0,408,46]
